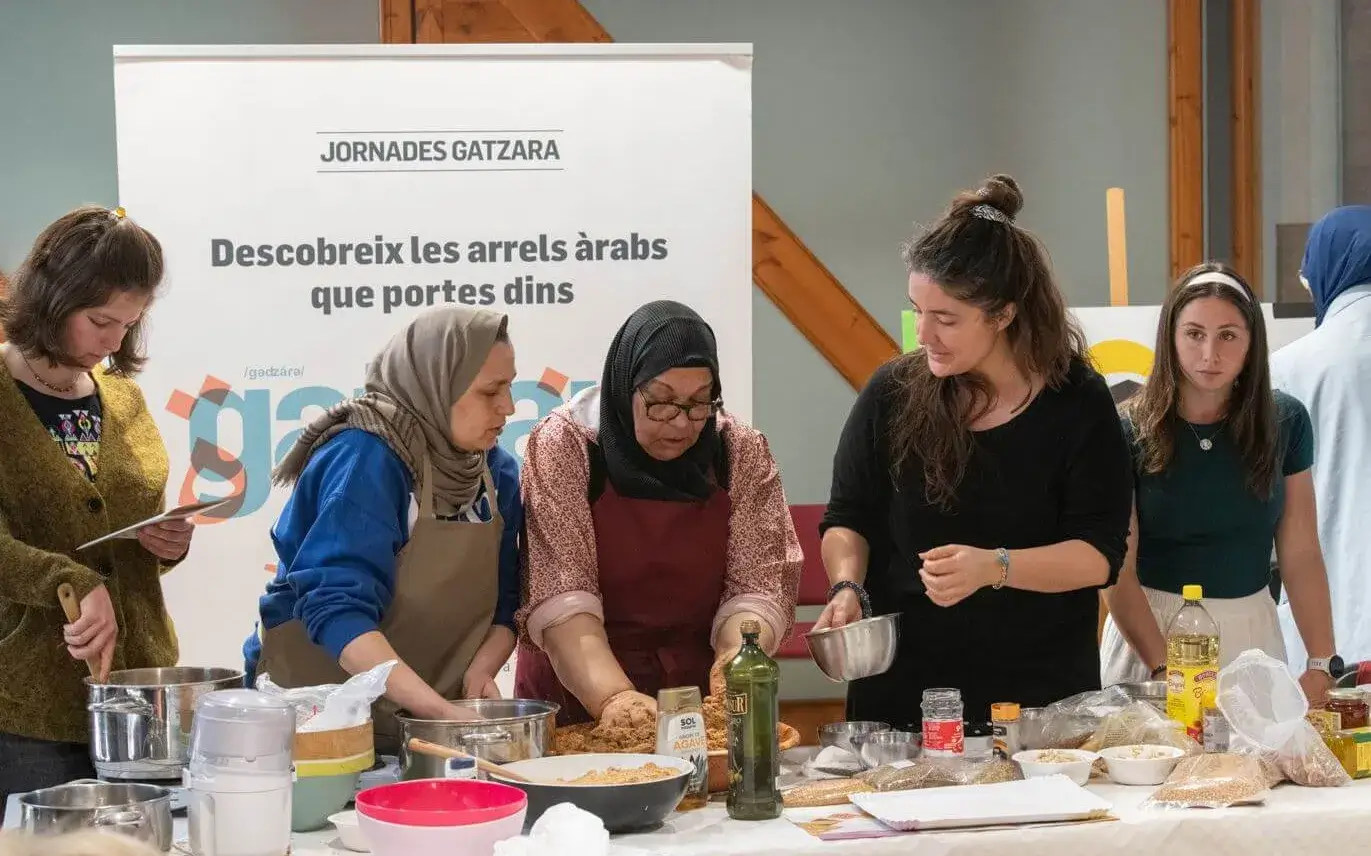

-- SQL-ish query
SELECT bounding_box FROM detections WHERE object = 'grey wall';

[582,0,1169,504]
[0,0,378,270]
[1344,0,1371,201]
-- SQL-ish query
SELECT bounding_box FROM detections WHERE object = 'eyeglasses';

[638,391,721,422]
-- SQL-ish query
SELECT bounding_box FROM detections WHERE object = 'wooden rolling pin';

[56,583,101,680]
[405,737,534,783]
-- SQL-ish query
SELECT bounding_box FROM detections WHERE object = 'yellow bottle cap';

[1182,584,1204,601]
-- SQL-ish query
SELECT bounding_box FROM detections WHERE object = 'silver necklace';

[1186,420,1223,451]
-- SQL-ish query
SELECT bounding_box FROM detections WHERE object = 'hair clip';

[970,204,1010,224]
[111,207,127,220]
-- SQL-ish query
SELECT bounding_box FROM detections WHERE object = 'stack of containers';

[183,689,296,856]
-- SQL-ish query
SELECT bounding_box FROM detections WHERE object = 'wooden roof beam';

[382,0,897,388]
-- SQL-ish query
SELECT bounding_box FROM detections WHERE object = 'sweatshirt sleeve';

[488,446,523,631]
[275,432,412,660]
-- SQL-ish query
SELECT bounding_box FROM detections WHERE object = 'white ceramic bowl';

[1012,749,1099,786]
[329,810,369,852]
[1097,744,1185,786]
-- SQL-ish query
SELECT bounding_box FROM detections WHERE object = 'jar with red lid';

[1325,689,1370,730]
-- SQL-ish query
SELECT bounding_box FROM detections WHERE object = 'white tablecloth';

[10,779,1371,856]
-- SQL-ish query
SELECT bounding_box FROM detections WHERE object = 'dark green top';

[1124,390,1314,599]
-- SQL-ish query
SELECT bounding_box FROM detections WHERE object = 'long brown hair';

[0,205,164,376]
[1124,262,1278,496]
[892,174,1088,508]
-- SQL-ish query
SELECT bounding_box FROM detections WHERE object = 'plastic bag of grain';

[1141,753,1270,809]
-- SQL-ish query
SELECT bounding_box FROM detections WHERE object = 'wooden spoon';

[405,738,535,783]
[56,583,101,680]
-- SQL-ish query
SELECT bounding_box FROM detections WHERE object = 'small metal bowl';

[1114,681,1168,713]
[805,614,900,682]
[851,730,920,770]
[818,721,891,755]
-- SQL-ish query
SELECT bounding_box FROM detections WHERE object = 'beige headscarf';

[272,306,509,516]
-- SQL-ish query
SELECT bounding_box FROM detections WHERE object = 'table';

[9,777,1371,855]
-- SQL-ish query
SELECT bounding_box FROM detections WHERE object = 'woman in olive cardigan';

[0,207,193,806]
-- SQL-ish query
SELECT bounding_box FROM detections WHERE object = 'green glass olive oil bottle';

[724,619,781,820]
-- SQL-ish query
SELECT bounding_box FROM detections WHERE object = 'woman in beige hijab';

[243,307,522,751]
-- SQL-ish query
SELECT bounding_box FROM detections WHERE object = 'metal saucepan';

[18,779,173,852]
[395,699,559,780]
[87,667,244,781]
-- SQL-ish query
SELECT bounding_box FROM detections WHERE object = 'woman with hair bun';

[817,175,1133,731]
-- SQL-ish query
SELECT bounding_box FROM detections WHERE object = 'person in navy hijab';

[1270,205,1371,673]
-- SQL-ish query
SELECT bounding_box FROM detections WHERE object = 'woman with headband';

[1102,262,1338,704]
[1269,205,1371,673]
[818,175,1133,730]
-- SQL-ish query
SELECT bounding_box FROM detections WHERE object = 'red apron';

[515,478,731,725]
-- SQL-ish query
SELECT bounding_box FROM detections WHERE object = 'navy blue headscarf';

[1303,205,1371,326]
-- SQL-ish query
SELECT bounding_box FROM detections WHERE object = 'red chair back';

[790,504,829,606]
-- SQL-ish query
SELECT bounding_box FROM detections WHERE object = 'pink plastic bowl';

[358,808,527,856]
[355,778,528,828]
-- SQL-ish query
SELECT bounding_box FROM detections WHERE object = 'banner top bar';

[113,44,754,62]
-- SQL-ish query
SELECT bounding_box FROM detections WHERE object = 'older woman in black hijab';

[514,300,802,726]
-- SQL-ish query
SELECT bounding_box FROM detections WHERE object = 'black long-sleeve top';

[821,357,1132,729]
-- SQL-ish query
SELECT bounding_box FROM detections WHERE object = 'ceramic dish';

[1097,744,1186,785]
[1012,748,1099,786]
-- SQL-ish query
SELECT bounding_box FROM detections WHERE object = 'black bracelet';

[827,581,872,620]
[1150,664,1167,679]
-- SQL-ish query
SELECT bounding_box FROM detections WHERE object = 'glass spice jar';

[921,688,964,757]
[1325,689,1370,731]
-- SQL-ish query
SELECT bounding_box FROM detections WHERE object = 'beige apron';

[258,455,501,754]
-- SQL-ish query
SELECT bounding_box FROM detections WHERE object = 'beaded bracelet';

[827,580,872,619]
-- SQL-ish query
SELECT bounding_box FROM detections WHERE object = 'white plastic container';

[185,689,296,856]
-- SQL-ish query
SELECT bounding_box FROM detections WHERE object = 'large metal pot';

[88,666,245,781]
[396,699,559,780]
[18,779,174,852]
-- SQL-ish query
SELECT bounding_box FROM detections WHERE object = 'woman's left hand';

[137,519,194,561]
[1299,668,1335,708]
[918,545,999,608]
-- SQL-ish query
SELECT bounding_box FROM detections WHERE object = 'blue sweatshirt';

[242,429,522,685]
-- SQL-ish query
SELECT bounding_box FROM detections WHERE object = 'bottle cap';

[657,686,702,713]
[1182,584,1204,601]
[990,702,1020,720]
[740,619,761,636]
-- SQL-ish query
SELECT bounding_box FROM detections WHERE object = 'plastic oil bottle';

[1165,584,1221,742]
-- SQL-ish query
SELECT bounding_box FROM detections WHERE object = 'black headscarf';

[598,300,722,502]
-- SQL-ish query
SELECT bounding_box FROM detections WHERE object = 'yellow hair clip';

[111,207,127,220]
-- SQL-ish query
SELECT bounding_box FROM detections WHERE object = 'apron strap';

[419,453,436,518]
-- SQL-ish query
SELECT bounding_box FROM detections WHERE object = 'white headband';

[1185,271,1252,302]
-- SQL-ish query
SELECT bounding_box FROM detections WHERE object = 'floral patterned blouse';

[516,386,802,651]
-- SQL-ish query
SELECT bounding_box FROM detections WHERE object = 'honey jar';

[1325,689,1370,731]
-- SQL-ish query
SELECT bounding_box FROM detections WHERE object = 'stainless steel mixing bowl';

[804,614,899,682]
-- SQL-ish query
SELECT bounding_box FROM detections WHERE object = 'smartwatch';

[1150,664,1167,680]
[1308,655,1345,677]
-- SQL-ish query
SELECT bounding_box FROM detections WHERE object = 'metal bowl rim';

[85,667,245,689]
[804,613,900,639]
[19,781,172,809]
[395,698,561,725]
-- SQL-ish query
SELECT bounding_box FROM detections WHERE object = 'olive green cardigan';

[0,359,180,743]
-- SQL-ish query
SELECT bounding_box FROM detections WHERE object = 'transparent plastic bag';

[1036,685,1132,750]
[866,757,1021,792]
[1080,701,1201,755]
[256,659,396,731]
[1216,649,1350,787]
[1142,753,1270,809]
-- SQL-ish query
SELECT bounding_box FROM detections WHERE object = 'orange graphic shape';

[538,367,570,396]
